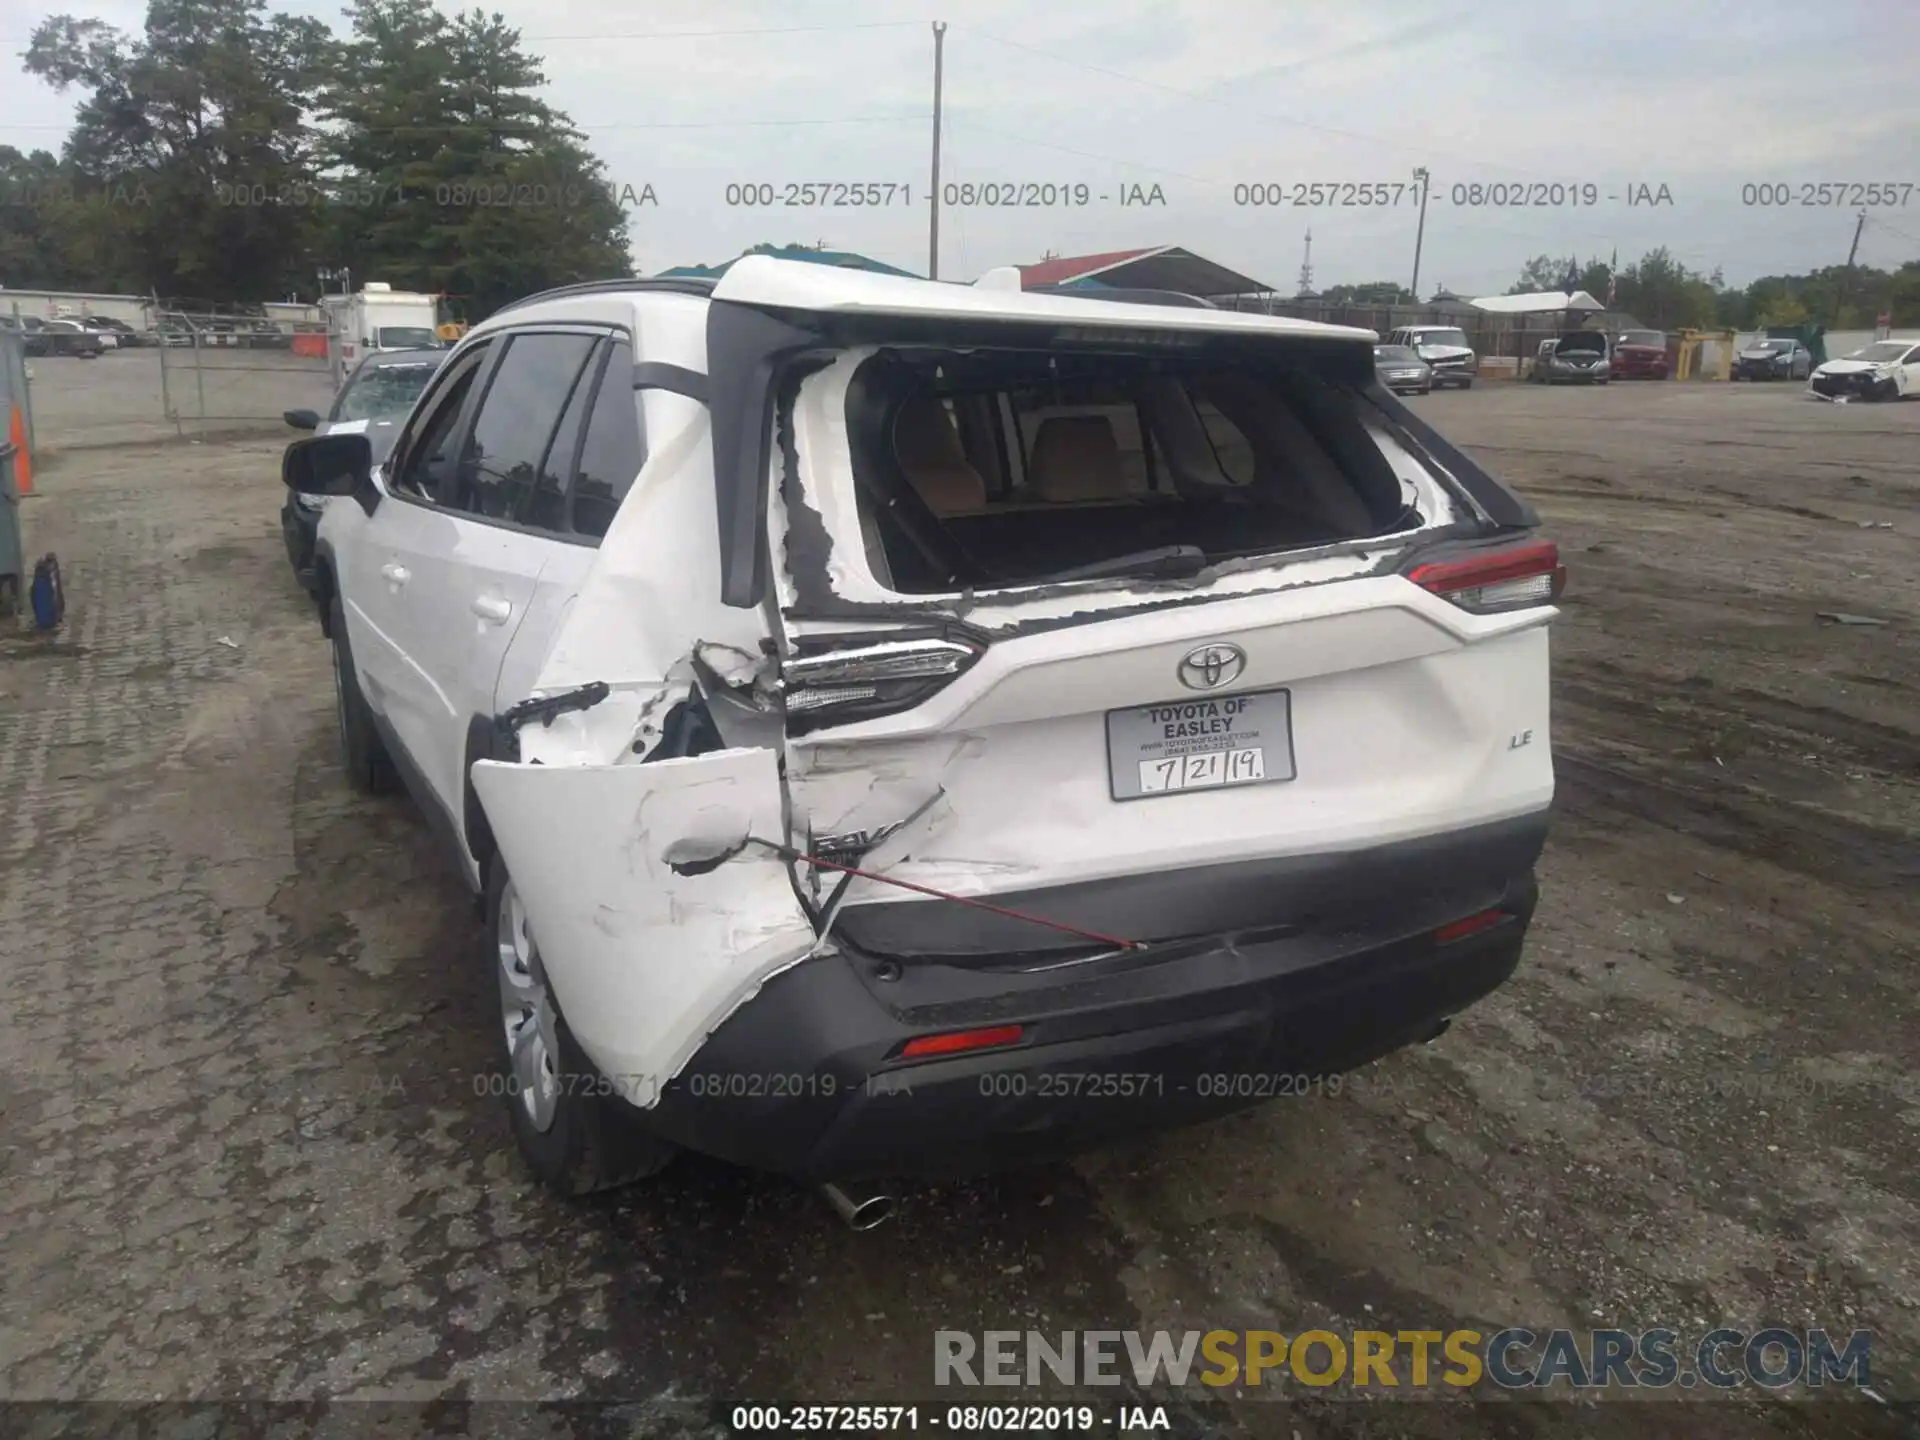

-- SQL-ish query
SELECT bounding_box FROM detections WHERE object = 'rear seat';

[892,395,986,513]
[1027,415,1138,503]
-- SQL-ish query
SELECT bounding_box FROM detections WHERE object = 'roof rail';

[489,276,718,319]
[1025,284,1219,310]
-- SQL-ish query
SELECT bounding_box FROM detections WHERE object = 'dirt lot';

[1,381,1916,1437]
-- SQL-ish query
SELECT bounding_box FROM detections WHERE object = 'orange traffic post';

[8,403,28,496]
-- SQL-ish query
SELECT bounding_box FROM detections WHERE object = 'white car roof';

[708,254,1377,344]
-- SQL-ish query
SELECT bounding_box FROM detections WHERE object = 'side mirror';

[283,408,321,430]
[283,432,375,513]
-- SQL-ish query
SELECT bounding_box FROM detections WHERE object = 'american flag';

[1606,249,1618,308]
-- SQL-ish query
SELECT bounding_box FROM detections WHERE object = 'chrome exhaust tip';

[822,1180,896,1231]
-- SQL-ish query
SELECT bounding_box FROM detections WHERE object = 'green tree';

[1618,247,1721,329]
[1887,263,1920,326]
[313,0,632,319]
[1756,293,1810,326]
[1319,280,1416,305]
[23,0,334,299]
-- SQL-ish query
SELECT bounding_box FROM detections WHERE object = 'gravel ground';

[1,381,1915,1439]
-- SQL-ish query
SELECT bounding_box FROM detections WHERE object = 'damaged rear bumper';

[638,812,1546,1181]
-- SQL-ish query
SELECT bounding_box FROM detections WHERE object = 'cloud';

[3,0,1916,287]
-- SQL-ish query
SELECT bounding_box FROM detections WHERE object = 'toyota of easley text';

[283,257,1562,1200]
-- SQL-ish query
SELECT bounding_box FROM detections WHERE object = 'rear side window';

[568,341,646,539]
[451,332,600,521]
[523,345,602,534]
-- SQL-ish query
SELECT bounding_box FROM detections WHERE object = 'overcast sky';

[5,0,1920,292]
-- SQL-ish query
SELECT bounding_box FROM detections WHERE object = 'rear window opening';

[840,346,1423,595]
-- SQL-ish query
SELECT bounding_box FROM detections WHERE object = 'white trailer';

[318,283,442,387]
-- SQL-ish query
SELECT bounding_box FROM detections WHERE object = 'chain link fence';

[14,303,339,451]
[157,310,337,438]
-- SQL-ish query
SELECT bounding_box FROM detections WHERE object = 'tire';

[486,857,678,1196]
[327,590,400,794]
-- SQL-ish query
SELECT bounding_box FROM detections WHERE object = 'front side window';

[450,332,600,521]
[385,341,492,500]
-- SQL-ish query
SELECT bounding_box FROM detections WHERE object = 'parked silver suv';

[1386,325,1478,388]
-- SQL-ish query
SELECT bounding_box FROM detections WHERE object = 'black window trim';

[382,339,498,505]
[386,321,629,549]
[559,341,620,539]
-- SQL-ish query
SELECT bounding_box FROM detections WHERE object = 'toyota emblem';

[1177,643,1246,691]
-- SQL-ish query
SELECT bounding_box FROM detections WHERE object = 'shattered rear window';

[841,347,1417,595]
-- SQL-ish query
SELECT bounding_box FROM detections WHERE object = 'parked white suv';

[283,258,1560,1202]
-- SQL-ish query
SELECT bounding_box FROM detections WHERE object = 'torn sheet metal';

[508,390,771,766]
[471,747,816,1099]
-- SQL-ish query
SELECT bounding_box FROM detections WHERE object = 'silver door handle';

[470,595,512,624]
[381,563,410,585]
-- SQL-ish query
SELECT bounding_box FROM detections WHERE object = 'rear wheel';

[488,857,678,1196]
[328,591,399,795]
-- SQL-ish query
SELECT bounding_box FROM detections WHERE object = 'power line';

[942,116,1218,185]
[969,29,1557,179]
[1864,214,1920,250]
[0,115,924,133]
[0,19,926,46]
[522,20,925,42]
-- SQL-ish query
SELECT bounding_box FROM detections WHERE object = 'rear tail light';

[897,1024,1026,1061]
[782,637,982,731]
[1433,909,1510,944]
[1407,541,1565,614]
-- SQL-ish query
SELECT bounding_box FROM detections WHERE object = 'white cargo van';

[319,283,442,386]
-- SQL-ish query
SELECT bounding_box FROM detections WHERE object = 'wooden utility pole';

[929,22,947,280]
[1410,167,1430,302]
[1833,210,1866,326]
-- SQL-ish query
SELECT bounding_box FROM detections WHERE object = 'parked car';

[155,315,196,348]
[74,318,120,351]
[1372,343,1433,395]
[1609,329,1669,379]
[1732,337,1812,381]
[37,319,104,358]
[243,318,293,349]
[281,260,1560,1205]
[10,315,51,356]
[1384,325,1477,388]
[1530,331,1611,385]
[280,348,446,586]
[1807,339,1920,401]
[88,316,151,348]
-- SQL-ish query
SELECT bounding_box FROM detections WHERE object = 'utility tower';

[1297,227,1314,297]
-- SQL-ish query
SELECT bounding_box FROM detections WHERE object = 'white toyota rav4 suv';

[284,257,1561,1204]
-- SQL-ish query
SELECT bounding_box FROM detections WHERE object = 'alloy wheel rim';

[496,878,560,1132]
